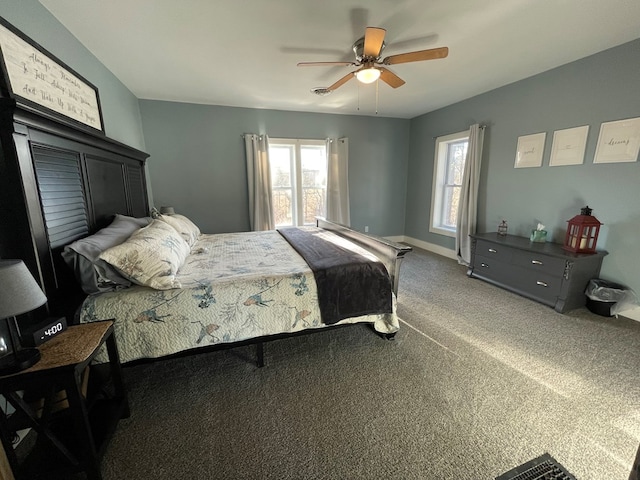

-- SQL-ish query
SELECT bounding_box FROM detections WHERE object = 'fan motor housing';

[352,36,385,63]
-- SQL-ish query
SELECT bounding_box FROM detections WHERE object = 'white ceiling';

[39,0,640,119]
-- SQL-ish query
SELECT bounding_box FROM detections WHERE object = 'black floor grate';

[495,453,577,480]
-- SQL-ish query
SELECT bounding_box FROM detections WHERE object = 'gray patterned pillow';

[62,214,152,294]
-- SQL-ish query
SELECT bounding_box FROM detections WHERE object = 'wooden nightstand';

[0,320,129,480]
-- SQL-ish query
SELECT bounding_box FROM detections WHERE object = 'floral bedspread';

[79,228,398,364]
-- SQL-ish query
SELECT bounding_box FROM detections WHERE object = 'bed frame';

[315,217,412,298]
[0,90,411,365]
[0,97,149,326]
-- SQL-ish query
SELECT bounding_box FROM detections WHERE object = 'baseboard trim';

[385,235,457,261]
[619,306,640,323]
[384,235,405,244]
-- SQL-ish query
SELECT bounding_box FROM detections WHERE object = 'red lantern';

[563,206,602,254]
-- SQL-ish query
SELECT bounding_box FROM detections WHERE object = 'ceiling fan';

[298,27,449,92]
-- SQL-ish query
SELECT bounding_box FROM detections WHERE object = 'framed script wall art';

[0,18,104,133]
[514,132,546,168]
[549,125,589,166]
[593,117,640,164]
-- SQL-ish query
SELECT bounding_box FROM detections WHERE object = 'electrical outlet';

[364,226,369,233]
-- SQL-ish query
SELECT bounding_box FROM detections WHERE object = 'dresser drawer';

[512,267,563,305]
[472,254,514,283]
[511,250,566,276]
[474,239,513,262]
[473,256,562,306]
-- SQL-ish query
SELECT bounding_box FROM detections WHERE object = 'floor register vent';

[495,453,577,480]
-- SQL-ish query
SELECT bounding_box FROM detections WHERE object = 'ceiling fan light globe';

[356,67,381,84]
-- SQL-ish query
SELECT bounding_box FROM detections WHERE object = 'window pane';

[445,141,467,186]
[302,187,325,225]
[273,189,293,226]
[441,185,461,228]
[300,145,327,224]
[300,146,327,187]
[270,146,293,188]
[269,145,294,226]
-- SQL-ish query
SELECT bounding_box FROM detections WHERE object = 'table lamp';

[0,260,47,375]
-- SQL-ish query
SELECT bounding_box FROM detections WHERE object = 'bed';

[67,213,411,365]
[0,88,411,367]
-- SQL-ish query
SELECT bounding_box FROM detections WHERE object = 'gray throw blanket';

[278,227,392,325]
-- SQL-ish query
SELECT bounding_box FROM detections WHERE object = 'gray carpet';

[99,246,640,480]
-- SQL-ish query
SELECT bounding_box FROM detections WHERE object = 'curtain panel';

[326,137,350,226]
[244,134,275,231]
[455,124,485,265]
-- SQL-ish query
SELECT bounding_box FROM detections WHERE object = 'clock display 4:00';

[44,322,64,336]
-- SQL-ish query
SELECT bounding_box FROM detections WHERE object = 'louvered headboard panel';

[32,146,89,249]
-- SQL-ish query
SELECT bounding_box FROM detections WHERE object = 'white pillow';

[99,220,190,290]
[157,213,201,246]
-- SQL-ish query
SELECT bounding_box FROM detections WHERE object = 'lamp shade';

[356,67,381,84]
[0,260,47,319]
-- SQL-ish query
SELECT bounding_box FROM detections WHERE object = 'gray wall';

[139,101,409,236]
[0,0,146,150]
[3,1,638,299]
[406,39,640,295]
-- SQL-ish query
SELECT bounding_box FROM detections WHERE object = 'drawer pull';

[536,281,548,287]
[531,260,543,265]
[480,263,489,268]
[488,248,497,253]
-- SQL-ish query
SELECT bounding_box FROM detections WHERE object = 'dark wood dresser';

[468,232,607,313]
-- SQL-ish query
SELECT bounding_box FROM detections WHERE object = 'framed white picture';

[593,117,640,164]
[0,18,103,133]
[549,125,589,166]
[514,132,546,168]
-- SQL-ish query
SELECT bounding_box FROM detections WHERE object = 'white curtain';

[325,137,350,226]
[244,134,275,231]
[456,124,485,265]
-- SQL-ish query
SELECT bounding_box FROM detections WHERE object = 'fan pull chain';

[357,81,360,111]
[375,79,379,115]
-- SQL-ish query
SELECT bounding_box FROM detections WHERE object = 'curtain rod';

[433,124,486,139]
[241,135,335,142]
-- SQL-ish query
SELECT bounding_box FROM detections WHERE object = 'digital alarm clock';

[22,317,67,347]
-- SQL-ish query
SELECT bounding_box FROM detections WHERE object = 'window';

[430,130,469,237]
[269,139,327,227]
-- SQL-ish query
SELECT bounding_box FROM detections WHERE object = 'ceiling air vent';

[310,87,332,96]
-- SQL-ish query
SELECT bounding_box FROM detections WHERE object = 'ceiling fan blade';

[382,46,449,65]
[379,68,405,88]
[297,61,356,67]
[363,27,386,57]
[328,72,355,91]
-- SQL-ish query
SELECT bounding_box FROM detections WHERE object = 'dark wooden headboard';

[0,98,150,322]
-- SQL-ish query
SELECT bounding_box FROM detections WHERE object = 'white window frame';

[429,130,469,237]
[269,138,327,227]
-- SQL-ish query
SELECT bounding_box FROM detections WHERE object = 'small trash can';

[585,279,629,317]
